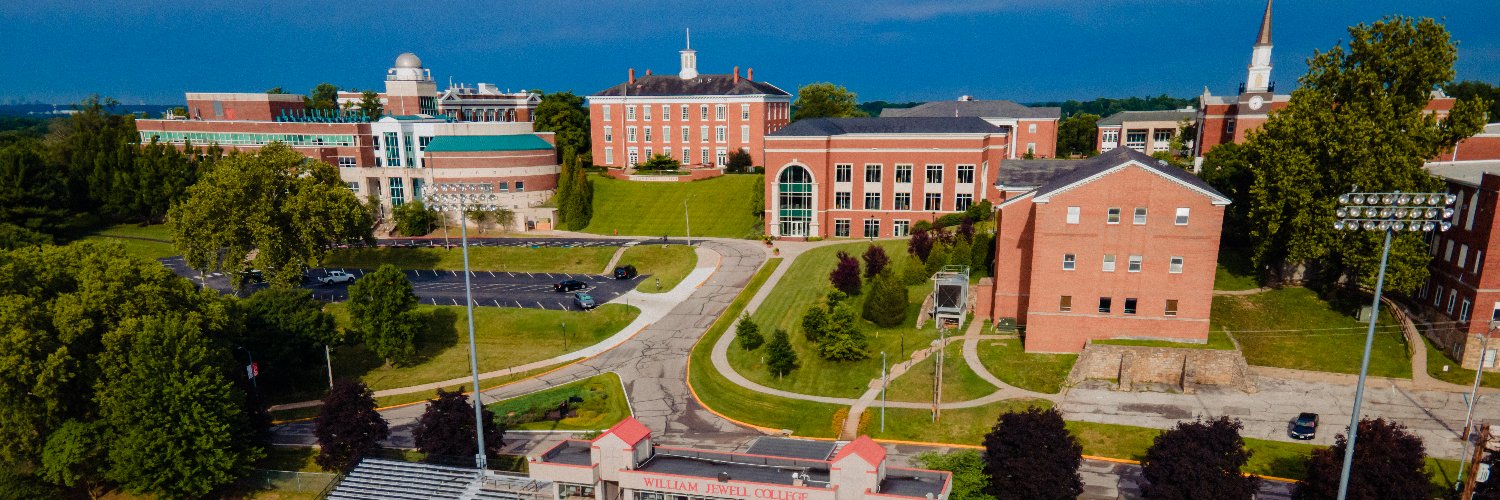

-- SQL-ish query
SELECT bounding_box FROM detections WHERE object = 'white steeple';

[678,28,699,80]
[1245,0,1273,93]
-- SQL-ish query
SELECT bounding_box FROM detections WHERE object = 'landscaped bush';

[392,200,438,236]
[862,245,889,278]
[862,270,907,328]
[829,251,862,296]
[736,315,764,350]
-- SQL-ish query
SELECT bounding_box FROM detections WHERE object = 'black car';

[554,279,588,292]
[1290,412,1318,440]
[614,265,638,280]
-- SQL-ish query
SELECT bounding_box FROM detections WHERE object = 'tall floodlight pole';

[881,351,888,432]
[425,182,498,471]
[1333,190,1454,499]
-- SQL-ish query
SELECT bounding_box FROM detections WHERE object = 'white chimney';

[679,28,699,79]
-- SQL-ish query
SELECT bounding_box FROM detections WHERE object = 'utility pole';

[1459,328,1495,490]
[1462,425,1491,499]
[881,351,887,433]
[684,196,693,246]
[325,344,334,389]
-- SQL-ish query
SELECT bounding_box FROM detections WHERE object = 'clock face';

[1248,95,1265,110]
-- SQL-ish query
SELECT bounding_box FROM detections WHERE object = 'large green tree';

[1445,80,1500,123]
[237,288,339,384]
[1055,113,1100,157]
[818,304,869,361]
[45,96,137,215]
[347,264,424,365]
[862,269,907,328]
[914,450,994,500]
[792,83,868,121]
[170,143,374,289]
[0,139,70,237]
[357,90,384,120]
[305,83,340,111]
[1241,16,1487,288]
[532,91,590,159]
[765,328,799,377]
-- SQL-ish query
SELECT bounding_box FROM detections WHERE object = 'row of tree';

[315,379,504,472]
[556,147,595,230]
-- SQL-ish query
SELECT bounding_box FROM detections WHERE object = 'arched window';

[777,166,814,237]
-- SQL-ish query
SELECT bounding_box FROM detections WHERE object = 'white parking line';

[557,302,567,310]
[493,299,500,306]
[451,298,459,305]
[536,301,544,308]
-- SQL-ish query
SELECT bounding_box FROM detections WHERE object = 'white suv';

[319,270,357,285]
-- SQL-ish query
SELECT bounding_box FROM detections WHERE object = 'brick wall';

[1066,343,1256,393]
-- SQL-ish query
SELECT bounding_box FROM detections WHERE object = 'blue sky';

[2,0,1496,105]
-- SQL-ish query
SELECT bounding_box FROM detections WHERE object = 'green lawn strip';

[256,446,321,472]
[268,362,571,422]
[688,258,847,438]
[487,373,630,431]
[733,241,939,398]
[618,244,698,293]
[884,341,997,403]
[322,246,617,274]
[1213,287,1411,378]
[262,303,636,406]
[1424,336,1500,388]
[1093,327,1237,350]
[973,337,1076,394]
[1214,245,1260,291]
[580,174,764,239]
[868,399,1052,443]
[72,223,179,261]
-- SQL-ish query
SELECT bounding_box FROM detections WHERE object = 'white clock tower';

[1245,0,1274,93]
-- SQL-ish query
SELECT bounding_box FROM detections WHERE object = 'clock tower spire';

[1245,0,1274,93]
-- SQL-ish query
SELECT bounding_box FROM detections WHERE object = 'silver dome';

[394,52,422,68]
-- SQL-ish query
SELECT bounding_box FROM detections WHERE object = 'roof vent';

[958,95,974,101]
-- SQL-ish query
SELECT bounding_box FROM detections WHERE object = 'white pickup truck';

[319,270,357,285]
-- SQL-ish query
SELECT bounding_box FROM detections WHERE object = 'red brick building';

[588,34,792,169]
[1096,109,1196,156]
[762,117,1009,239]
[1439,124,1500,162]
[990,148,1230,353]
[1417,160,1500,368]
[879,97,1060,159]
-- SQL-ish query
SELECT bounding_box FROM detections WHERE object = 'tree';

[638,153,681,171]
[411,389,504,459]
[1242,16,1487,288]
[45,96,140,217]
[393,199,439,236]
[749,174,764,219]
[315,379,389,472]
[902,254,930,285]
[726,150,753,173]
[829,251,862,296]
[357,90,383,120]
[862,245,890,278]
[765,329,799,377]
[237,288,339,385]
[800,305,828,343]
[1140,417,1258,500]
[0,138,70,237]
[1297,418,1428,500]
[818,305,869,361]
[792,83,868,121]
[266,87,288,94]
[908,229,934,261]
[306,83,340,111]
[1199,142,1253,244]
[171,143,374,289]
[915,450,995,500]
[492,207,516,232]
[970,233,993,275]
[1056,113,1100,157]
[926,241,952,276]
[40,420,105,499]
[464,203,492,235]
[950,238,973,272]
[532,91,590,160]
[96,314,261,498]
[564,166,594,230]
[1445,80,1500,123]
[347,264,424,365]
[736,314,764,350]
[555,147,576,224]
[982,406,1081,500]
[862,269,907,328]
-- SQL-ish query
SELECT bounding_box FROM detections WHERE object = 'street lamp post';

[1332,190,1454,499]
[424,182,499,471]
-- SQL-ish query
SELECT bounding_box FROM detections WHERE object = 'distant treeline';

[1026,95,1196,118]
[0,103,173,117]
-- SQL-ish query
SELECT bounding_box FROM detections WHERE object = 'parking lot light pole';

[1333,190,1454,499]
[425,182,498,471]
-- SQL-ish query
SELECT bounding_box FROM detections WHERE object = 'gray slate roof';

[593,74,789,97]
[771,117,1003,136]
[1097,109,1197,126]
[996,159,1089,189]
[879,100,1060,120]
[1027,148,1228,201]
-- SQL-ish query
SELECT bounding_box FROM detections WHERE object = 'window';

[1133,207,1147,225]
[864,219,880,238]
[894,220,910,237]
[1107,208,1121,224]
[1446,240,1455,261]
[644,147,653,158]
[1165,299,1179,316]
[1026,143,1036,155]
[643,127,652,142]
[895,164,913,183]
[1059,296,1073,312]
[701,148,710,165]
[865,164,882,183]
[602,105,611,121]
[957,165,975,184]
[1063,253,1076,270]
[716,148,727,166]
[924,193,943,211]
[1124,298,1138,315]
[1491,302,1500,322]
[955,194,973,211]
[741,104,750,120]
[700,125,709,142]
[925,164,943,183]
[1170,256,1184,274]
[515,181,525,192]
[662,105,671,120]
[676,126,687,143]
[626,105,636,120]
[337,156,357,167]
[1128,255,1142,272]
[1102,254,1116,272]
[345,181,359,191]
[894,193,911,211]
[1175,207,1190,225]
[1476,251,1485,274]
[741,125,750,142]
[716,104,727,120]
[604,147,615,164]
[864,192,881,210]
[642,104,651,121]
[418,136,432,151]
[402,133,414,167]
[700,105,709,120]
[389,177,405,206]
[604,126,613,142]
[383,132,401,166]
[1102,129,1119,144]
[836,164,852,183]
[1448,290,1457,314]
[1460,244,1469,268]
[627,148,639,165]
[1066,206,1080,224]
[1125,129,1147,151]
[715,126,727,143]
[627,126,637,142]
[1435,285,1444,306]
[1461,299,1472,322]
[497,182,509,193]
[681,147,691,163]
[1028,123,1037,133]
[835,219,850,237]
[681,105,689,120]
[1098,297,1112,313]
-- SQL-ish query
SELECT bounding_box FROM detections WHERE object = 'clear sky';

[2,0,1496,105]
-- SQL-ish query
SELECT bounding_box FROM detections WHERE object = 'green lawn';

[884,341,998,403]
[488,373,630,431]
[268,362,570,422]
[73,223,178,261]
[868,399,1052,444]
[1093,327,1237,350]
[323,246,617,274]
[1424,336,1500,388]
[581,174,764,239]
[1214,245,1260,291]
[973,337,1077,394]
[1214,287,1411,378]
[262,303,637,406]
[619,244,698,293]
[732,241,943,398]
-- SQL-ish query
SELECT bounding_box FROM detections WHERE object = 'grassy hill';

[581,174,763,239]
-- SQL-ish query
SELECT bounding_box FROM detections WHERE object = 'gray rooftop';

[1097,109,1197,126]
[997,159,1089,189]
[879,99,1060,120]
[746,437,838,460]
[593,74,790,97]
[1029,147,1228,201]
[771,117,1003,137]
[638,449,832,487]
[540,440,592,466]
[880,469,951,499]
[1426,161,1500,186]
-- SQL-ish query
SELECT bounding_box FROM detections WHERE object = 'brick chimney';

[628,68,635,85]
[733,66,739,84]
[747,68,754,81]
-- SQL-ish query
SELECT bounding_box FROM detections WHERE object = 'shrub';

[829,251,862,296]
[861,270,908,328]
[862,245,890,278]
[818,305,869,361]
[935,213,966,228]
[908,229,934,261]
[392,200,438,236]
[726,150,753,173]
[736,315,764,350]
[902,254,930,285]
[800,305,828,343]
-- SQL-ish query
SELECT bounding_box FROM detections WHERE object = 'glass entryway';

[777,166,813,237]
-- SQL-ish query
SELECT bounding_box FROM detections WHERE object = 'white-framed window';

[1449,290,1458,314]
[740,125,750,143]
[604,147,614,164]
[602,105,611,121]
[1102,129,1119,144]
[1103,254,1116,272]
[1128,255,1142,272]
[681,148,691,164]
[715,147,727,166]
[1066,206,1080,224]
[418,136,432,151]
[1461,299,1472,322]
[644,127,653,142]
[955,193,973,211]
[662,104,671,120]
[1435,285,1444,306]
[701,148,710,165]
[345,181,359,191]
[865,164,882,183]
[515,181,525,192]
[741,104,750,120]
[643,105,652,121]
[716,104,727,120]
[894,193,911,211]
[337,156,357,167]
[681,126,690,143]
[924,193,942,211]
[663,126,671,143]
[1460,244,1469,268]
[925,164,943,183]
[626,105,636,120]
[644,147,653,158]
[1063,253,1076,270]
[715,126,727,143]
[1107,208,1121,224]
[1059,295,1073,312]
[1134,207,1148,225]
[834,219,850,237]
[863,219,880,238]
[895,164,913,183]
[1170,256,1184,274]
[1175,207,1190,225]
[627,126,637,142]
[864,192,881,210]
[700,126,709,143]
[894,220,910,237]
[1491,301,1500,322]
[1028,123,1037,133]
[498,182,509,193]
[627,147,639,165]
[700,104,709,120]
[956,164,975,184]
[836,164,852,183]
[604,126,613,142]
[681,105,689,120]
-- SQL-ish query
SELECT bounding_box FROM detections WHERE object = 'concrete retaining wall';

[1066,343,1256,393]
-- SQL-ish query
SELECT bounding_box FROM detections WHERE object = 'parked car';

[613,265,638,280]
[239,269,265,284]
[320,270,357,285]
[554,279,588,292]
[1290,412,1318,440]
[573,292,597,310]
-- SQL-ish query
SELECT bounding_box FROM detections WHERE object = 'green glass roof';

[424,134,554,152]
